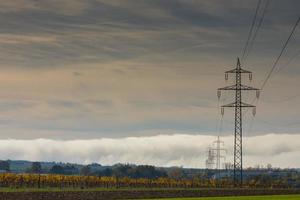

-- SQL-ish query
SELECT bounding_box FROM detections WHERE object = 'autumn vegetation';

[0,172,298,190]
[0,160,299,190]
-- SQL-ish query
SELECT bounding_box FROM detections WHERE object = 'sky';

[0,0,299,168]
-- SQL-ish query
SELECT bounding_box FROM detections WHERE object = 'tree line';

[0,161,299,188]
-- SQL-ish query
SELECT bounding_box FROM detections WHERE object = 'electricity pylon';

[217,58,260,186]
[212,136,226,180]
[205,146,216,169]
[212,136,226,172]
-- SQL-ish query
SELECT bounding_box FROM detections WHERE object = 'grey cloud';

[84,99,114,107]
[47,100,77,107]
[0,0,91,15]
[0,0,297,140]
[129,98,215,109]
[47,99,113,109]
[73,71,83,76]
[0,1,262,67]
[0,100,36,112]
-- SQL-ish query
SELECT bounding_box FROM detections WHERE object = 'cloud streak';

[0,133,299,168]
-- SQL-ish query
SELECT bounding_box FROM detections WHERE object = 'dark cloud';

[0,0,297,140]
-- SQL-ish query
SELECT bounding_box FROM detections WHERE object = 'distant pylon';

[212,136,226,172]
[217,58,260,186]
[205,137,226,175]
[205,146,216,169]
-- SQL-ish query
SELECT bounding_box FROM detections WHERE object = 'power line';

[245,17,300,131]
[241,0,262,61]
[241,0,270,123]
[260,17,300,90]
[274,48,300,75]
[243,0,270,62]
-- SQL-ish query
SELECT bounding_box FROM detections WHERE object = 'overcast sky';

[0,0,299,168]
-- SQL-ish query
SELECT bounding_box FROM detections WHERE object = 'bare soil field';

[0,188,299,200]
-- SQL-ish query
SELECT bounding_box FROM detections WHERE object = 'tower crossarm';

[221,102,255,108]
[218,84,259,91]
[211,148,227,151]
[225,68,252,74]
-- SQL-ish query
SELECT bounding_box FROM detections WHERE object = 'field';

[0,187,202,192]
[150,195,300,200]
[0,188,299,200]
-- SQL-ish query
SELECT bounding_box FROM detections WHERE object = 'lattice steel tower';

[212,136,226,172]
[217,58,260,186]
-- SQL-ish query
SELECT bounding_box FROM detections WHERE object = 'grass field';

[149,195,300,200]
